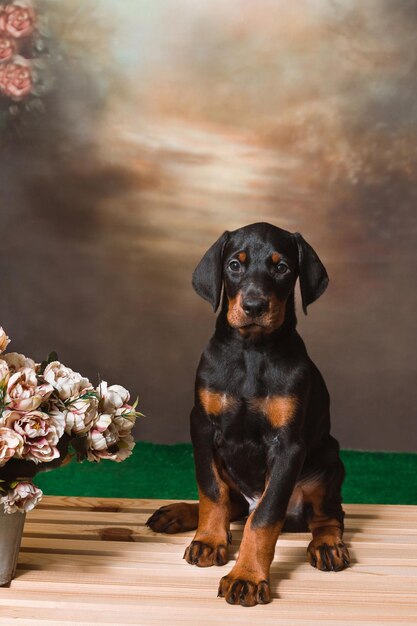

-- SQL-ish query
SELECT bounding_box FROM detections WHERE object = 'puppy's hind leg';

[146,502,199,534]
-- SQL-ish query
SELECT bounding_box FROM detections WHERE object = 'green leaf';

[38,359,48,375]
[47,351,58,363]
[38,351,59,375]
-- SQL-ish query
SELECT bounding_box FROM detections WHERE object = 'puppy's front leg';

[183,407,231,567]
[218,439,305,606]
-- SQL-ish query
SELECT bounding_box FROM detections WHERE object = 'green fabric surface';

[35,442,417,504]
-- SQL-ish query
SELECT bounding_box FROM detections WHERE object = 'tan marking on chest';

[249,395,299,427]
[198,388,237,415]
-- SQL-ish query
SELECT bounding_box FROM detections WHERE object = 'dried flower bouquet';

[0,326,141,513]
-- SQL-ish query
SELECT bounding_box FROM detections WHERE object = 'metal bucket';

[0,505,26,586]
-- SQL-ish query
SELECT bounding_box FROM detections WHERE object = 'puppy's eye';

[275,262,289,274]
[229,260,241,272]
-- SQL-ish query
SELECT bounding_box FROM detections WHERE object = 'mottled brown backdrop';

[1,0,416,450]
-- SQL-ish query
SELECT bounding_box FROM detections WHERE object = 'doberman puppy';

[147,222,350,606]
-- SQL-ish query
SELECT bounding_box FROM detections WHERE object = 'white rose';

[0,426,24,466]
[1,352,36,372]
[97,381,130,412]
[112,406,136,438]
[86,422,119,462]
[5,367,53,411]
[64,395,98,435]
[86,423,135,463]
[0,360,9,386]
[43,361,92,401]
[48,409,66,440]
[1,481,43,514]
[0,327,10,353]
[114,434,135,462]
[93,412,112,433]
[2,409,61,463]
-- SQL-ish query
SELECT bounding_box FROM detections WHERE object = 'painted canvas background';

[1,0,416,451]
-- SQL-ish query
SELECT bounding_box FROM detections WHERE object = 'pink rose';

[2,409,63,463]
[0,35,15,62]
[5,367,52,411]
[1,481,42,513]
[0,2,36,39]
[0,426,24,466]
[0,55,32,100]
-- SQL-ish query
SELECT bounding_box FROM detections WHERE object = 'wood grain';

[0,496,416,625]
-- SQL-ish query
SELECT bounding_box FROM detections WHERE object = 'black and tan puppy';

[147,222,350,606]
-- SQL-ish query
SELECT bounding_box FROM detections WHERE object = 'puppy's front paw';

[183,539,228,567]
[307,538,350,571]
[218,570,271,606]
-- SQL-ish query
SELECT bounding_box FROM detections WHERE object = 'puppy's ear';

[192,231,230,312]
[293,232,329,314]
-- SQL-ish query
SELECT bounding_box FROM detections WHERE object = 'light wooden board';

[0,496,416,625]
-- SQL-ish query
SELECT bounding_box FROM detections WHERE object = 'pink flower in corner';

[0,35,16,63]
[0,55,32,100]
[0,2,36,39]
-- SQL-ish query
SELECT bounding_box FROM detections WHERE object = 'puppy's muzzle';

[242,297,269,319]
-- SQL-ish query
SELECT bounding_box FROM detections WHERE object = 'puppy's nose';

[242,297,269,318]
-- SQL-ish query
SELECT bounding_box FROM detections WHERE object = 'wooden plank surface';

[0,497,416,625]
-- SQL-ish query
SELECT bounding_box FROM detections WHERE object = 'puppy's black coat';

[147,223,350,607]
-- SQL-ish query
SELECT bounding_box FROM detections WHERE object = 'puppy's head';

[192,222,328,333]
